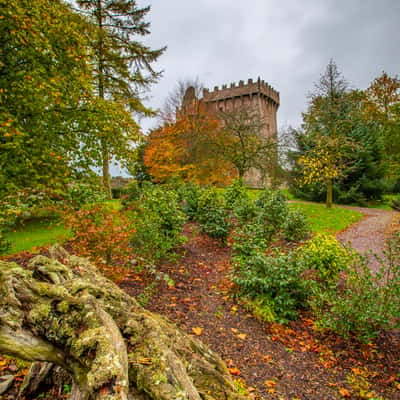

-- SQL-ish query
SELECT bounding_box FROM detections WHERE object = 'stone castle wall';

[182,78,280,187]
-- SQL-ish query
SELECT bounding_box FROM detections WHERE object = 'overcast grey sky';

[138,0,399,131]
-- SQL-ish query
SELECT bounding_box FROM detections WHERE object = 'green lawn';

[289,202,363,234]
[4,218,71,255]
[245,188,362,234]
[2,200,121,255]
[103,199,122,211]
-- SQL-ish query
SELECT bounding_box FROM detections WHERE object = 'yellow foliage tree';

[298,136,353,208]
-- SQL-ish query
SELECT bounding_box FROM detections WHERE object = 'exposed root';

[0,247,245,400]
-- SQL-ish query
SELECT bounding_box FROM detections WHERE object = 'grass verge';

[4,218,71,255]
[289,202,363,234]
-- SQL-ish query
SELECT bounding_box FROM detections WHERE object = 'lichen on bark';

[0,247,246,400]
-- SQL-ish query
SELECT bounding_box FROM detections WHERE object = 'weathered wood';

[0,247,245,400]
[18,362,54,399]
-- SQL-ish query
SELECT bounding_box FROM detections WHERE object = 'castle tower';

[202,77,280,142]
[181,78,280,187]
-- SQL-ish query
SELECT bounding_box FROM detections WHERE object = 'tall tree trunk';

[97,0,112,199]
[326,178,333,208]
[0,247,246,400]
[102,139,112,199]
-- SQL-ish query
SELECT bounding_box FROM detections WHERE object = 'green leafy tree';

[292,61,385,207]
[75,0,166,197]
[294,60,351,207]
[216,107,277,184]
[0,0,94,194]
[126,140,152,182]
[364,72,400,181]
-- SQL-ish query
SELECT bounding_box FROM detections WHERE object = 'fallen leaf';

[228,367,240,376]
[237,333,247,340]
[339,388,351,398]
[192,327,203,336]
[264,380,276,388]
[99,387,111,396]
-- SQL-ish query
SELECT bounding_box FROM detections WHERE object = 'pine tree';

[76,0,166,197]
[302,60,351,207]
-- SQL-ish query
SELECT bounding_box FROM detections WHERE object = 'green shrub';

[0,230,11,255]
[196,188,230,242]
[255,189,289,240]
[231,223,267,262]
[121,181,142,207]
[131,213,178,264]
[141,186,186,234]
[0,181,106,231]
[309,255,400,342]
[65,180,107,209]
[233,251,307,322]
[308,232,400,342]
[180,183,203,220]
[0,187,65,229]
[296,234,350,282]
[163,178,187,201]
[130,185,187,264]
[224,179,249,210]
[232,196,259,225]
[283,209,310,242]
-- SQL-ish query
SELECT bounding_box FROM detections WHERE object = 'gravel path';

[336,207,400,272]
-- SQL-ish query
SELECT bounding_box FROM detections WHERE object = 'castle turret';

[202,78,279,140]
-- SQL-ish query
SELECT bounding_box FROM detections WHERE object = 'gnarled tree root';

[0,247,246,400]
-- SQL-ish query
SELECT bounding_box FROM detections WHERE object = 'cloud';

[134,0,399,133]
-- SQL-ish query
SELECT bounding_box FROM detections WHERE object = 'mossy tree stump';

[0,247,245,400]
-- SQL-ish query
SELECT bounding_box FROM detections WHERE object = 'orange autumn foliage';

[144,107,237,185]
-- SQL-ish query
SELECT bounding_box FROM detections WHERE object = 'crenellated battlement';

[202,77,279,106]
[179,76,279,188]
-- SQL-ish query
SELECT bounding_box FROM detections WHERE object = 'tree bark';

[102,139,112,200]
[0,247,245,400]
[326,178,333,209]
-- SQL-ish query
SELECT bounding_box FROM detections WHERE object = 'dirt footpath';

[336,207,400,272]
